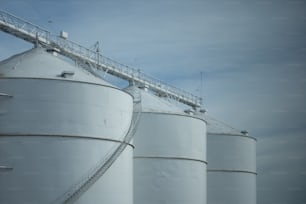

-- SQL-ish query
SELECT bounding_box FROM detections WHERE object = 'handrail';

[49,94,142,204]
[0,10,202,108]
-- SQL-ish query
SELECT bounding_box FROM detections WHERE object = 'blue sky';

[1,0,306,203]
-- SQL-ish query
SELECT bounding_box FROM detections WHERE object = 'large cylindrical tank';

[0,48,134,204]
[128,86,207,204]
[205,115,257,204]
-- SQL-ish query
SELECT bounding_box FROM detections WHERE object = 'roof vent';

[241,130,249,136]
[139,84,149,91]
[59,71,75,78]
[184,109,195,115]
[199,108,206,113]
[47,48,60,56]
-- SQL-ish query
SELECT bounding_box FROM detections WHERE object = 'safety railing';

[0,10,202,108]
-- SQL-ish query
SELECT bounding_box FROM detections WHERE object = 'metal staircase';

[0,10,201,203]
[51,93,142,204]
[0,10,202,109]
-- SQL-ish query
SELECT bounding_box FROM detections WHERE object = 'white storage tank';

[0,48,134,204]
[205,115,257,204]
[127,86,207,204]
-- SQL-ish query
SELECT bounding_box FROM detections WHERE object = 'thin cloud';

[1,1,306,203]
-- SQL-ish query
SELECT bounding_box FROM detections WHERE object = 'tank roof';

[203,114,245,136]
[0,47,113,86]
[125,86,184,114]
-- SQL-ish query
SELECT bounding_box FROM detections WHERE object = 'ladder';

[0,10,202,109]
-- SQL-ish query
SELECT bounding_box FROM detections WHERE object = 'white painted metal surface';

[131,87,207,204]
[0,10,202,108]
[205,115,257,204]
[0,48,134,204]
[0,48,110,85]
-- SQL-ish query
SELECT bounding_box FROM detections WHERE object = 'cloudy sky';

[1,0,306,203]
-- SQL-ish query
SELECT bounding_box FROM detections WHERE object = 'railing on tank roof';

[0,10,50,44]
[0,10,202,108]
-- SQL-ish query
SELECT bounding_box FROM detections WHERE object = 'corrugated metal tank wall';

[127,86,207,204]
[205,115,257,204]
[0,48,134,204]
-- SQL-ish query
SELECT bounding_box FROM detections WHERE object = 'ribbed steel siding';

[0,78,133,204]
[134,112,207,204]
[207,134,257,204]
